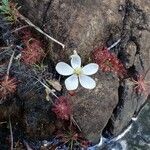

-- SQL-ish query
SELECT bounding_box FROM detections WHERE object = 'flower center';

[74,67,82,75]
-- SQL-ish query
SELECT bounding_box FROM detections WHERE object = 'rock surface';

[16,0,125,62]
[11,0,150,143]
[103,0,150,137]
[70,72,119,143]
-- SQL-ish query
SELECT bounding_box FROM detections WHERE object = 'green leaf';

[0,5,5,10]
[2,0,9,6]
[5,16,13,21]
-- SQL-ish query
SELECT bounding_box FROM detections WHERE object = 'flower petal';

[65,74,78,90]
[71,54,81,69]
[82,63,99,75]
[56,62,74,76]
[79,75,96,89]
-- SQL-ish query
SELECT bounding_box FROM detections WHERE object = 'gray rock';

[103,78,148,137]
[13,0,150,143]
[69,71,119,143]
[16,0,125,62]
[103,0,150,137]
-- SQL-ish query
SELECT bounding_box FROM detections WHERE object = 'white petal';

[71,54,81,69]
[65,74,78,90]
[82,63,99,75]
[79,75,96,89]
[56,62,74,76]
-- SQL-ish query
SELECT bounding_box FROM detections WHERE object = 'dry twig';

[71,116,82,132]
[9,116,13,150]
[7,51,15,76]
[19,14,65,49]
[11,25,29,33]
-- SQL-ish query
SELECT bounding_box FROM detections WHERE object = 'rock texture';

[12,0,150,143]
[16,0,125,62]
[70,72,119,143]
[103,0,150,137]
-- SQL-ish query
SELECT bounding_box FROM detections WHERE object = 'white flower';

[55,51,99,90]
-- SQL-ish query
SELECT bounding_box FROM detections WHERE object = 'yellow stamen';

[74,68,82,75]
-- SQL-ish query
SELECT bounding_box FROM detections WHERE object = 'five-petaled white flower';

[55,51,99,90]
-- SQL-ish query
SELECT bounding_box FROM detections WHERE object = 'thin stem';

[11,25,29,33]
[108,39,121,50]
[70,140,74,150]
[0,46,11,50]
[71,116,82,132]
[9,116,13,150]
[0,121,7,125]
[0,49,10,56]
[10,71,58,103]
[23,140,33,150]
[7,51,15,77]
[19,14,65,49]
[35,78,58,104]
